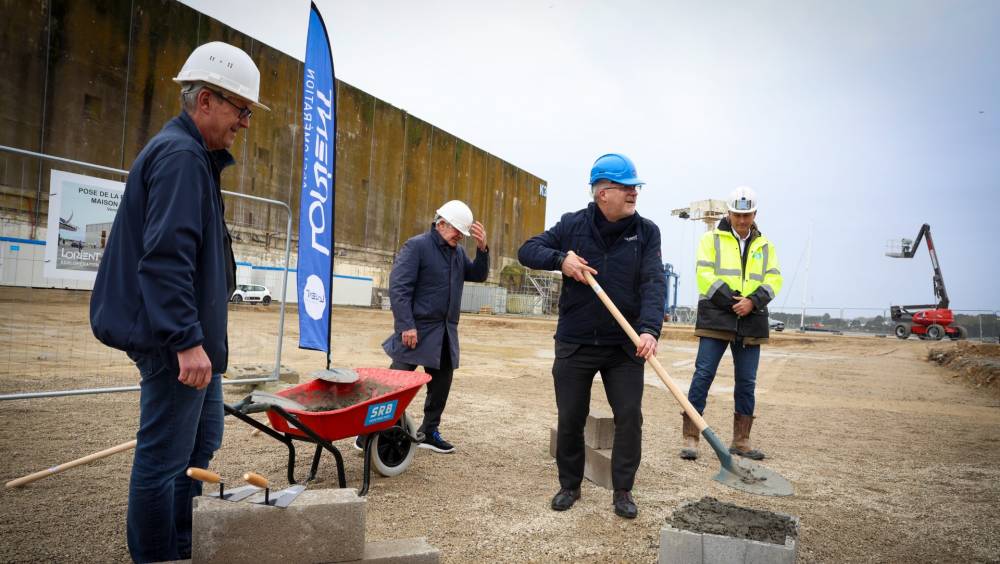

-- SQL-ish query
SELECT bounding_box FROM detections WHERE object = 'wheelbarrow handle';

[582,272,710,433]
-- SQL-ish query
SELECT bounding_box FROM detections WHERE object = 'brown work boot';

[680,412,699,460]
[729,412,765,460]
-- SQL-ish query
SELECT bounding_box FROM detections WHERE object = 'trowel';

[186,467,262,502]
[242,472,307,508]
[584,272,793,497]
[309,367,360,384]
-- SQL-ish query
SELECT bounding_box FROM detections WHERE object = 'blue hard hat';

[589,153,644,186]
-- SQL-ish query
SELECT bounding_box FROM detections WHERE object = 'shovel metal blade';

[310,367,360,384]
[713,457,794,497]
[703,427,794,497]
[249,390,308,412]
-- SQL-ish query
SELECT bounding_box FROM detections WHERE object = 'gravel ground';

[2,300,999,563]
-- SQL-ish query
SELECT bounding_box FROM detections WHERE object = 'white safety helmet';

[173,41,270,111]
[435,200,474,237]
[726,186,758,213]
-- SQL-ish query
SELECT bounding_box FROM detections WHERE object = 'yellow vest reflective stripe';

[696,229,782,301]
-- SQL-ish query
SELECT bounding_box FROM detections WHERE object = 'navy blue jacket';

[518,203,666,345]
[382,228,489,369]
[90,112,236,374]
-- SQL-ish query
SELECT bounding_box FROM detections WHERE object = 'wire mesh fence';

[0,148,292,397]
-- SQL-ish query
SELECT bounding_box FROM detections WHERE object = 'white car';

[231,284,271,305]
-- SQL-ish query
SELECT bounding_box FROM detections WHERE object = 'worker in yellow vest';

[680,186,782,461]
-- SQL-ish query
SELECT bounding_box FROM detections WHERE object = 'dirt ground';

[2,297,999,563]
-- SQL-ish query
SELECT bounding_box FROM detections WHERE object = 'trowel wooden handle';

[186,468,221,484]
[583,272,711,432]
[243,472,269,489]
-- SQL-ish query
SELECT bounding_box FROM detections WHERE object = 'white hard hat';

[436,200,474,237]
[727,186,758,213]
[173,41,270,111]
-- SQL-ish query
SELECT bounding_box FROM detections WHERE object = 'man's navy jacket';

[90,112,236,374]
[518,203,666,345]
[382,227,489,369]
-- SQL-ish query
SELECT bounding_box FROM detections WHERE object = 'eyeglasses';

[209,89,253,120]
[605,184,642,193]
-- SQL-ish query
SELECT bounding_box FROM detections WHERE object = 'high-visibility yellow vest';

[696,227,782,303]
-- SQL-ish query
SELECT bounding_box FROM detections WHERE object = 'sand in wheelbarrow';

[290,381,399,412]
[668,496,798,545]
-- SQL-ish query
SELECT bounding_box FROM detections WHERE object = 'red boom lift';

[885,224,967,340]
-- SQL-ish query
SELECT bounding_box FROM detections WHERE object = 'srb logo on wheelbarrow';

[364,400,398,426]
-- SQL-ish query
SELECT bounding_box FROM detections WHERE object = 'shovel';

[583,272,793,497]
[309,367,360,384]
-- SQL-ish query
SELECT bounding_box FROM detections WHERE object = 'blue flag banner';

[297,3,336,352]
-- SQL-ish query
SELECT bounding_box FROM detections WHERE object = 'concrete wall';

[0,0,546,285]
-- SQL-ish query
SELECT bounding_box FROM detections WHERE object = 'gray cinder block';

[193,488,365,563]
[583,444,613,489]
[657,521,798,564]
[584,409,615,449]
[351,538,440,563]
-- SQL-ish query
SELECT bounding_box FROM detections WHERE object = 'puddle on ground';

[668,496,797,545]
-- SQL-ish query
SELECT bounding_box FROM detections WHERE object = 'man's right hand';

[402,328,419,349]
[177,345,212,390]
[561,250,598,283]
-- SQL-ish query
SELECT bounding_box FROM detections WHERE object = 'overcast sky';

[182,0,998,314]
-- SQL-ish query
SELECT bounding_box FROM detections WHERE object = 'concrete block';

[549,426,557,458]
[658,525,702,564]
[702,533,746,564]
[193,488,365,563]
[657,519,799,564]
[584,409,615,449]
[347,538,439,564]
[583,444,613,490]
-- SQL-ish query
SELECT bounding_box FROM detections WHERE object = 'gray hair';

[590,179,613,201]
[180,82,209,114]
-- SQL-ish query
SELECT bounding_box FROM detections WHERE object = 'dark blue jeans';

[687,336,761,416]
[126,352,224,563]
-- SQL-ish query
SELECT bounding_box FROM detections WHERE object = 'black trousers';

[389,334,454,435]
[552,341,644,491]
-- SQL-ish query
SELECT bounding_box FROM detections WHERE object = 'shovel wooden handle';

[583,272,710,433]
[5,439,137,488]
[186,467,221,484]
[243,472,269,489]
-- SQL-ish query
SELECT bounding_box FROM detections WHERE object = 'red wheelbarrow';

[224,367,430,496]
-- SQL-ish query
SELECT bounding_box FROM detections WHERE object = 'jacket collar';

[174,112,236,172]
[429,225,452,248]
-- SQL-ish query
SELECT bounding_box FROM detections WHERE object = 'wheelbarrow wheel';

[370,412,417,477]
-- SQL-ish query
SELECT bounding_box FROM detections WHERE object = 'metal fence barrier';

[0,145,292,400]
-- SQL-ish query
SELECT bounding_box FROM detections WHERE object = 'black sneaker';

[613,489,638,519]
[418,430,455,453]
[551,487,581,511]
[353,435,365,452]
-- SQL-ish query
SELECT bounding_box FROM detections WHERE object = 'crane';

[885,224,967,340]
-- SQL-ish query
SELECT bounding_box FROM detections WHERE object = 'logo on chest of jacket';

[752,251,763,260]
[625,235,638,242]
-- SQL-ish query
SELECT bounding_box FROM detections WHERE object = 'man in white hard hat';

[378,200,489,453]
[518,153,666,520]
[90,41,268,563]
[680,186,782,462]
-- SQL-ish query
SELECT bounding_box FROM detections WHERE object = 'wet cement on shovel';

[287,382,398,412]
[668,496,798,545]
